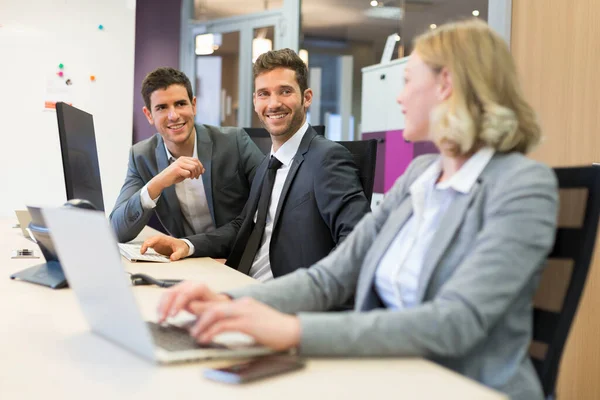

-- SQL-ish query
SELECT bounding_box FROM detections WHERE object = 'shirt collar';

[163,128,198,162]
[411,146,495,195]
[270,120,309,167]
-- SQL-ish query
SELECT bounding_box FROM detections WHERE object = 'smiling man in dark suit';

[110,67,264,243]
[141,49,370,281]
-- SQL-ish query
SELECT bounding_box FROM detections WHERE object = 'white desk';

[0,218,506,400]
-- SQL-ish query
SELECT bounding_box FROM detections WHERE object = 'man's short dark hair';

[253,48,308,94]
[141,67,194,110]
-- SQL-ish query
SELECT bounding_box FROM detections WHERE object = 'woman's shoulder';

[488,152,556,182]
[482,152,558,200]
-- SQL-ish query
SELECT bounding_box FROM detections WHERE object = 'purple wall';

[363,130,439,193]
[132,0,183,144]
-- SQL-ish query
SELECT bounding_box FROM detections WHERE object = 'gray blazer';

[109,124,265,243]
[228,152,559,400]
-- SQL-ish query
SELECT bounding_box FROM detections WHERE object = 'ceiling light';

[429,24,437,30]
[370,0,378,6]
[252,37,273,63]
[364,6,403,20]
[195,33,221,55]
[299,49,309,66]
[472,10,480,17]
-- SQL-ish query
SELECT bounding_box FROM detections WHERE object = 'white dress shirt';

[374,147,495,309]
[249,120,310,282]
[140,132,214,236]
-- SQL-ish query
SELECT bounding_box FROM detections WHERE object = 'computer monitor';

[56,102,105,211]
[10,206,67,289]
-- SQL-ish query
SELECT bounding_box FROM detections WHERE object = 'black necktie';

[237,156,283,275]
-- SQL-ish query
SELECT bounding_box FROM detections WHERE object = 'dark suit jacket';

[186,127,371,278]
[109,124,265,243]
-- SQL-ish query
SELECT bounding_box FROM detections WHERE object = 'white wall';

[0,0,136,216]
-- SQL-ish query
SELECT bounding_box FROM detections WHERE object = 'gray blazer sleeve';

[229,159,558,358]
[109,149,154,243]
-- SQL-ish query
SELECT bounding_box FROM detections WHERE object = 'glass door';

[183,9,291,128]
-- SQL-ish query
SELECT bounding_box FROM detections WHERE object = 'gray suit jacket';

[109,124,265,243]
[188,127,371,277]
[228,152,559,400]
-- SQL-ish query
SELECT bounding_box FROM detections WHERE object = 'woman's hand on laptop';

[157,281,231,323]
[140,235,189,261]
[188,297,301,352]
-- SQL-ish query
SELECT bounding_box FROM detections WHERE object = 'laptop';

[14,209,33,241]
[42,207,274,364]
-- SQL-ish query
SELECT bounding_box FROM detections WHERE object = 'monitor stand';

[10,260,68,289]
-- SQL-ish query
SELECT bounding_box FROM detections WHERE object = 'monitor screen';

[56,102,105,211]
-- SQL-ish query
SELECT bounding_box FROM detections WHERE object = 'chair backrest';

[531,165,600,397]
[335,139,378,203]
[244,125,326,155]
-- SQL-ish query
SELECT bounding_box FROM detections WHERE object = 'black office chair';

[244,125,326,155]
[531,165,600,399]
[336,139,378,203]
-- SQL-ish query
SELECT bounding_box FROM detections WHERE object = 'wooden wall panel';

[512,1,600,398]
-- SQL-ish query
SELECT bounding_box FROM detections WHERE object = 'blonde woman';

[157,19,557,400]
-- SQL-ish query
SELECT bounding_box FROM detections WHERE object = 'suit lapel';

[414,180,482,304]
[195,125,215,224]
[154,135,184,236]
[226,158,269,269]
[272,128,317,228]
[249,159,269,218]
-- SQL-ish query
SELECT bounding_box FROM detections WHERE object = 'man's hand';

[156,281,231,323]
[141,235,190,261]
[147,157,205,199]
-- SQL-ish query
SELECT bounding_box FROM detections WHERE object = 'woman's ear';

[437,67,453,101]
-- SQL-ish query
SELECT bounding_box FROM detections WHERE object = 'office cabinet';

[361,58,407,133]
[361,57,437,200]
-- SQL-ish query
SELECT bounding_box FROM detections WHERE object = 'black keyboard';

[146,322,228,352]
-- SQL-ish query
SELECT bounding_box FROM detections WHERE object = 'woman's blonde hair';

[414,19,540,155]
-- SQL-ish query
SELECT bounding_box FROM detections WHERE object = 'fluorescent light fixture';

[195,33,222,55]
[472,10,480,16]
[364,6,403,20]
[252,37,273,63]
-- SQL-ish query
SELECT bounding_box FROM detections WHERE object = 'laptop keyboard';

[118,243,170,263]
[147,322,228,352]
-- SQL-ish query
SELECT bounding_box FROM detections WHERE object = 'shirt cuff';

[140,183,160,209]
[181,239,195,257]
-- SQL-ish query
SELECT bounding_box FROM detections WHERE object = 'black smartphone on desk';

[203,355,305,384]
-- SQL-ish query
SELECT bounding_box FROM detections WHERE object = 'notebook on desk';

[42,207,273,364]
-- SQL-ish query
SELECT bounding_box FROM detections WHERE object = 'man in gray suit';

[110,67,264,243]
[141,49,370,281]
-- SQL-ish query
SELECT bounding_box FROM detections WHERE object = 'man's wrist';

[147,175,166,200]
[180,239,194,257]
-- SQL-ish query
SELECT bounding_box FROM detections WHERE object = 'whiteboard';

[0,0,136,216]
